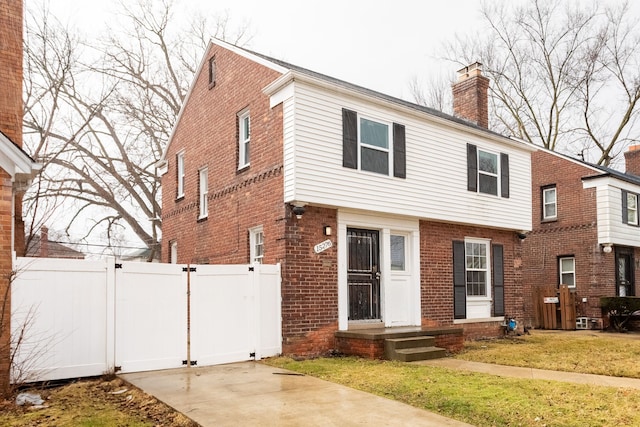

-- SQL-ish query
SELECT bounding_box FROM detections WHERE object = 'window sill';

[175,196,185,202]
[237,165,250,173]
[453,316,504,324]
[541,218,557,223]
[197,216,208,223]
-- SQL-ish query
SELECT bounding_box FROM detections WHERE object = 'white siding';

[585,178,640,247]
[280,81,532,231]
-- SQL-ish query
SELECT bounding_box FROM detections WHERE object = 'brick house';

[159,39,535,357]
[25,226,85,259]
[0,0,41,394]
[522,147,640,329]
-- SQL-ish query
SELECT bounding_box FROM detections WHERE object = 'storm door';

[616,247,635,297]
[347,228,380,320]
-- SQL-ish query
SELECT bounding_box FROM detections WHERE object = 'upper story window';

[466,144,509,198]
[176,151,185,199]
[199,167,208,219]
[342,108,406,179]
[238,110,250,169]
[559,256,576,288]
[249,226,264,264]
[542,186,557,220]
[208,56,216,89]
[623,190,639,226]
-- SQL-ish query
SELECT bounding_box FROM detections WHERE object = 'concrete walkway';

[121,362,473,427]
[417,358,640,389]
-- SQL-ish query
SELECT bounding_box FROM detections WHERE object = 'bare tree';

[416,0,640,167]
[23,0,252,259]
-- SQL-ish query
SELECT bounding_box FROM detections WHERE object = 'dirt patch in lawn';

[1,376,198,427]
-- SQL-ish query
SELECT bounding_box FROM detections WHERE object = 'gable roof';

[160,38,535,165]
[25,235,85,259]
[535,144,640,186]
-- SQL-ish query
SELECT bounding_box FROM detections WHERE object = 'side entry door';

[347,228,380,320]
[616,247,635,297]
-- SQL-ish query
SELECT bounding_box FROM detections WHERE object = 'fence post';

[105,257,116,372]
[252,263,261,361]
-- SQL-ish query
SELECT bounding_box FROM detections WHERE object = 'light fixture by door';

[323,225,332,236]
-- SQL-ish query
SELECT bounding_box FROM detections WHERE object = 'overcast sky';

[45,0,485,100]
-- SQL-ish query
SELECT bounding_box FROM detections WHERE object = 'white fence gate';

[11,257,282,383]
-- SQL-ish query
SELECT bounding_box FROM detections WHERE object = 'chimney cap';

[456,62,484,81]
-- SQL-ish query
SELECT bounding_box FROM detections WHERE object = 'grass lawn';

[265,330,640,427]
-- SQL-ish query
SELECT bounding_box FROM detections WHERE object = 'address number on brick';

[314,239,333,254]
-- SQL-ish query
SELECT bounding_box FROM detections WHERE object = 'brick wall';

[161,43,286,266]
[420,220,524,334]
[281,205,338,356]
[0,0,23,395]
[522,150,615,327]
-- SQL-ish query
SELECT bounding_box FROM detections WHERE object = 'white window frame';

[199,167,208,219]
[249,226,264,264]
[477,149,499,196]
[627,192,638,225]
[464,238,491,300]
[559,256,576,288]
[543,186,557,220]
[238,110,250,169]
[176,151,185,199]
[170,241,178,264]
[358,115,392,176]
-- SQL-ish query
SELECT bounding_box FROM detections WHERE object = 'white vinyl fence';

[11,257,282,383]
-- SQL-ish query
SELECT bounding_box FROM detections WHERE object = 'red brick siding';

[0,0,23,395]
[161,43,286,265]
[281,206,338,356]
[420,220,524,333]
[522,150,622,327]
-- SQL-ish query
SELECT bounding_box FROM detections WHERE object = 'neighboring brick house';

[25,227,85,259]
[0,0,41,395]
[522,147,640,329]
[159,39,535,357]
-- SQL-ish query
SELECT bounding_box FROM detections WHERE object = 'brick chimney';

[452,62,490,129]
[40,227,49,258]
[624,145,640,176]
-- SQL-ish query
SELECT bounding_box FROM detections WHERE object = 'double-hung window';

[559,256,576,287]
[467,144,509,198]
[465,240,489,297]
[623,190,639,226]
[238,110,250,169]
[198,167,208,219]
[249,226,264,264]
[176,151,185,199]
[542,186,557,220]
[360,117,390,175]
[341,108,406,178]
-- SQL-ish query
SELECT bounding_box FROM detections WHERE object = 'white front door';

[338,211,420,330]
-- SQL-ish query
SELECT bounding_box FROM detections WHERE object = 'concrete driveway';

[121,361,473,427]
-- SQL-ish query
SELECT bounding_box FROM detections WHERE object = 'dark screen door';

[347,228,380,320]
[616,248,635,297]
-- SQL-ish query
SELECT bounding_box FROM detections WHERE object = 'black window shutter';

[492,244,505,317]
[622,190,629,224]
[467,144,477,192]
[501,153,510,198]
[342,108,358,169]
[453,241,466,319]
[393,123,406,179]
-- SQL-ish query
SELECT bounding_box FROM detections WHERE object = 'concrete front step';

[391,346,448,362]
[386,336,436,350]
[384,336,447,362]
